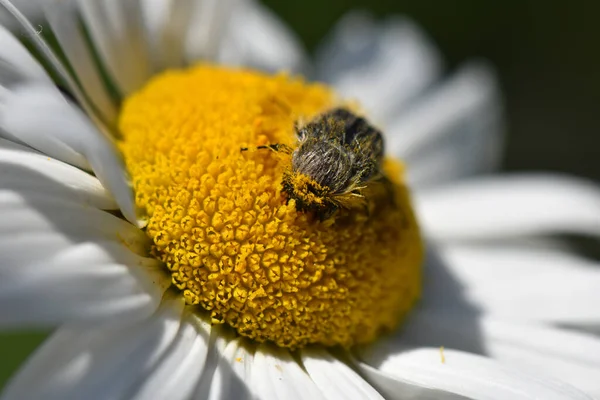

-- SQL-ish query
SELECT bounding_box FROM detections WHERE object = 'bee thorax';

[292,141,353,194]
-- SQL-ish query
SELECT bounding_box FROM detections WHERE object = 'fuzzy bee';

[243,108,391,220]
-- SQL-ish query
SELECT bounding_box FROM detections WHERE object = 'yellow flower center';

[119,64,423,348]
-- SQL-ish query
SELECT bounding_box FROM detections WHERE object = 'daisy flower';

[1,1,600,399]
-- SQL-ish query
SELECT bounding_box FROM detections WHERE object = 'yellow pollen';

[286,172,329,207]
[119,64,423,348]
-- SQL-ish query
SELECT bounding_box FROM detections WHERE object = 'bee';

[243,107,391,220]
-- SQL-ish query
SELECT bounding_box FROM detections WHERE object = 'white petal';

[192,328,255,400]
[0,241,168,328]
[0,84,87,167]
[216,0,308,74]
[0,84,139,225]
[183,0,239,62]
[0,137,116,209]
[0,23,50,86]
[129,314,212,400]
[42,0,119,124]
[315,11,441,125]
[415,174,600,241]
[0,0,102,123]
[76,0,153,96]
[0,0,44,31]
[389,63,503,188]
[251,344,326,400]
[2,296,185,400]
[301,347,384,400]
[397,312,600,397]
[0,191,144,248]
[140,0,194,70]
[218,338,257,400]
[425,244,600,326]
[0,190,167,327]
[357,346,593,400]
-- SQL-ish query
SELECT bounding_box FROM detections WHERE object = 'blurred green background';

[1,0,599,388]
[264,0,600,181]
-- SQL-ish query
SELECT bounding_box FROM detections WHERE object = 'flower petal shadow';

[359,245,486,365]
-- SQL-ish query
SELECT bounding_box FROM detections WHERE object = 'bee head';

[281,169,338,220]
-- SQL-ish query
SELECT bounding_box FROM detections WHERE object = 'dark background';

[1,0,599,388]
[264,0,600,181]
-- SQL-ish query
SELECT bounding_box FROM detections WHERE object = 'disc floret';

[119,65,423,348]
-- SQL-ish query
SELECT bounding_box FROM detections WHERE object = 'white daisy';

[1,1,600,399]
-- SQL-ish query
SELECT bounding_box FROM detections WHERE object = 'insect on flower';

[242,108,393,220]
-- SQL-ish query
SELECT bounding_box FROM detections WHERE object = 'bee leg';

[261,144,293,154]
[240,144,293,154]
[317,205,338,221]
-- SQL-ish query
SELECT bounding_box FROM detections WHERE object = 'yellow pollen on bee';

[286,172,329,206]
[119,64,423,349]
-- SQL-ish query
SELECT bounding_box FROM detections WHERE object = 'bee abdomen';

[327,108,384,158]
